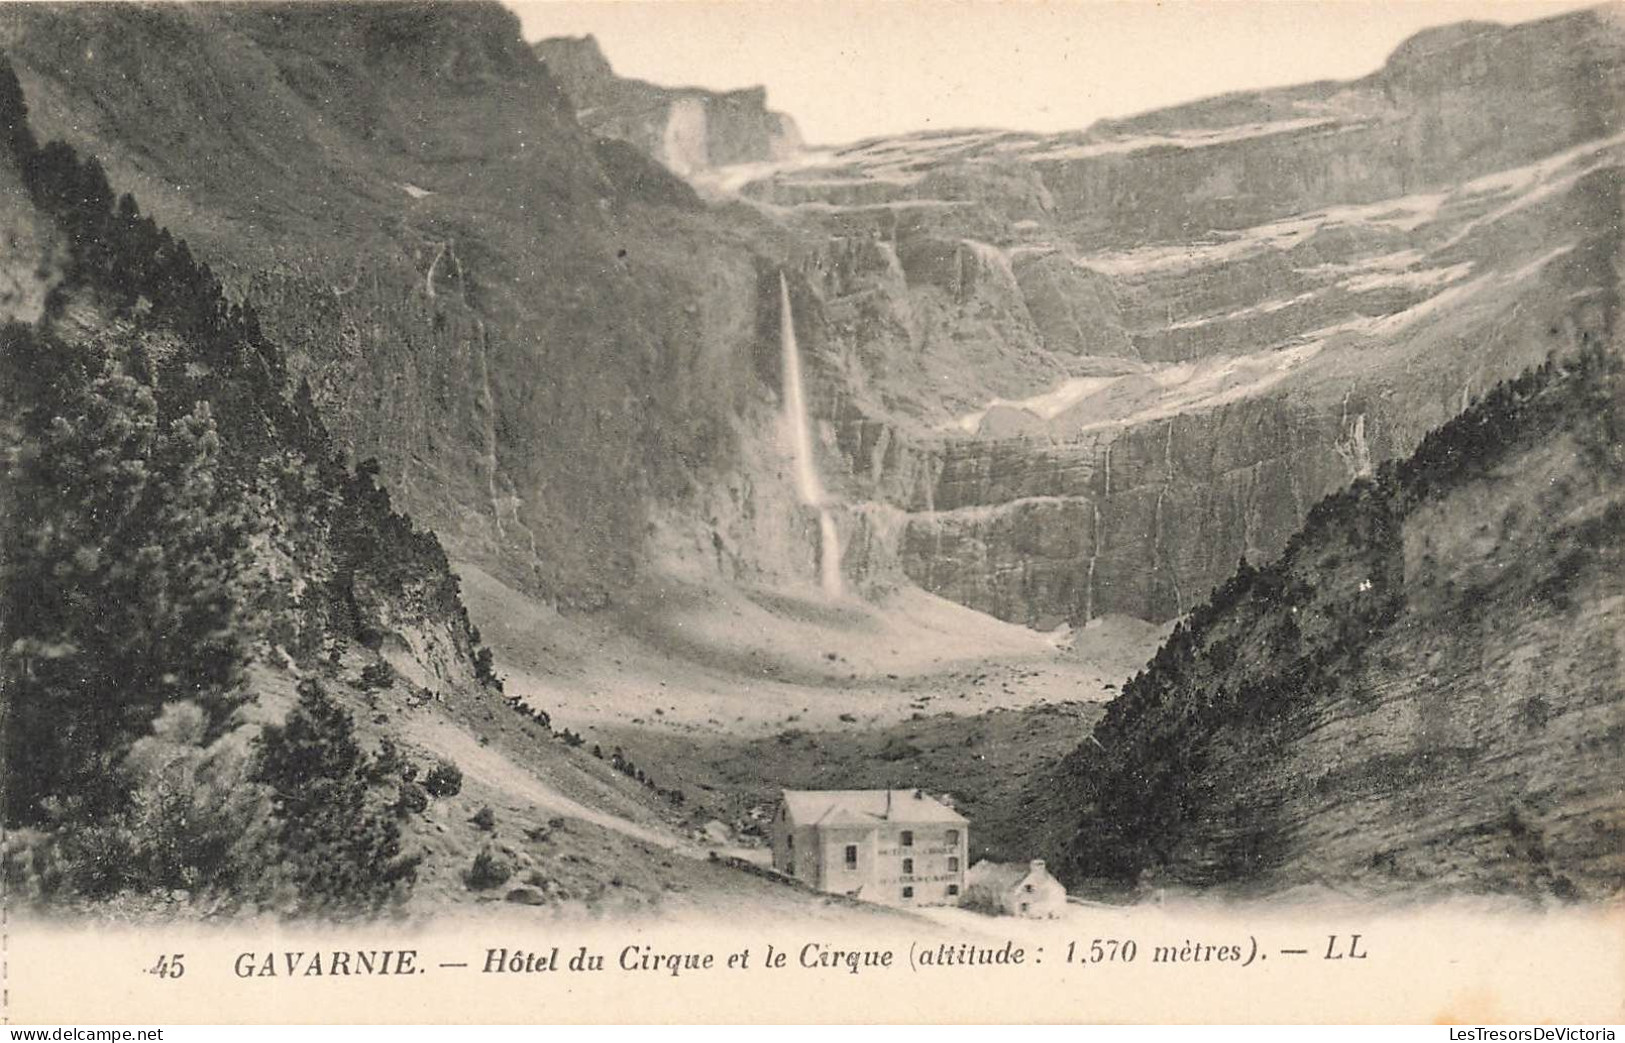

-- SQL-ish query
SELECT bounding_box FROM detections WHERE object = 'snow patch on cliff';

[1082,191,1449,277]
[954,341,1324,437]
[1339,262,1475,295]
[661,96,711,177]
[1018,116,1342,162]
[955,375,1123,433]
[693,147,843,196]
[1083,134,1623,280]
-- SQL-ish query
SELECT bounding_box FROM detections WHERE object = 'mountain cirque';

[720,6,1624,625]
[0,0,1619,913]
[3,1,1618,632]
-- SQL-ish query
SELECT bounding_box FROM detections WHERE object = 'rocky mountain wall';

[534,35,802,176]
[5,1,1620,634]
[731,6,1625,625]
[0,2,799,609]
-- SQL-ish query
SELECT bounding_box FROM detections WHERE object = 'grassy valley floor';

[454,562,1169,869]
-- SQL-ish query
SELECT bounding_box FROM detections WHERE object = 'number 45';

[149,954,185,979]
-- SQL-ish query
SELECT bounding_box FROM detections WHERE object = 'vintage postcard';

[0,0,1621,1026]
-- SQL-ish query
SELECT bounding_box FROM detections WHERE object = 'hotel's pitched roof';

[781,789,967,826]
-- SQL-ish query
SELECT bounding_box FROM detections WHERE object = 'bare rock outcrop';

[534,34,802,176]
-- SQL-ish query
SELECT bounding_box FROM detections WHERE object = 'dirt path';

[404,716,713,860]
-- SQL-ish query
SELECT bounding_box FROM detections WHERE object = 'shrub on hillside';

[121,703,270,893]
[423,760,463,797]
[472,643,502,691]
[367,738,416,786]
[466,847,513,890]
[392,780,429,818]
[358,660,396,691]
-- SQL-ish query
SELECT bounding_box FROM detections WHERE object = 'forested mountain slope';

[0,62,737,916]
[1044,343,1624,899]
[0,1,824,610]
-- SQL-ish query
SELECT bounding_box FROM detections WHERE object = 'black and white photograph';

[0,0,1620,1026]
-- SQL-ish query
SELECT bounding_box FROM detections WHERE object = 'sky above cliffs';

[510,0,1597,145]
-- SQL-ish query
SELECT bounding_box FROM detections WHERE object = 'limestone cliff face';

[0,2,783,610]
[534,35,802,176]
[762,146,1617,626]
[5,1,1619,637]
[747,9,1622,246]
[732,5,1625,625]
[0,2,841,616]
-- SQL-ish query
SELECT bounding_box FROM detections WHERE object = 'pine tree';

[1,294,258,826]
[251,680,420,909]
[4,336,167,822]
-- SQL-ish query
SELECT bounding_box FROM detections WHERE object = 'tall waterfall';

[779,273,843,598]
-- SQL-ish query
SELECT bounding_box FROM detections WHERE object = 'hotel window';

[946,829,959,845]
[902,858,914,875]
[845,845,858,869]
[787,861,796,877]
[948,856,959,872]
[787,834,793,850]
[947,885,959,897]
[901,830,914,847]
[902,886,914,899]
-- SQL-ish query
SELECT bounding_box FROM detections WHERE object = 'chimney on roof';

[913,789,924,799]
[1031,859,1046,873]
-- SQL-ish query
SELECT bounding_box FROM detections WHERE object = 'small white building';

[962,858,1067,918]
[771,789,968,907]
